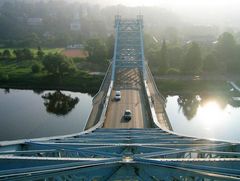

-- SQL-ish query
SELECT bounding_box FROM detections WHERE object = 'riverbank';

[0,72,103,96]
[0,56,105,95]
[155,79,231,95]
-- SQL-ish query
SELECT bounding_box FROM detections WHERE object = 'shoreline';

[0,74,103,95]
[0,84,97,94]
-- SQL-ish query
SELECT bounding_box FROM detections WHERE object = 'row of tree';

[0,47,44,61]
[0,48,77,78]
[146,32,240,75]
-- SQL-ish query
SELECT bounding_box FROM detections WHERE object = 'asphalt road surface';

[103,69,150,128]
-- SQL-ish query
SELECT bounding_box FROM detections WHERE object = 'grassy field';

[0,59,103,95]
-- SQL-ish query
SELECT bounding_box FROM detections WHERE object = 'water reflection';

[176,93,239,121]
[33,89,44,95]
[166,92,240,141]
[4,88,10,94]
[42,91,79,116]
[200,94,228,110]
[177,95,200,120]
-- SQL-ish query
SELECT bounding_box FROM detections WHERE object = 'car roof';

[125,109,131,113]
[116,90,121,94]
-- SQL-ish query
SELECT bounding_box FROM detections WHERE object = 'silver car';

[114,91,121,101]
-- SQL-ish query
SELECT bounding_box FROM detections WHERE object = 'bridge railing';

[82,80,113,134]
[145,63,166,103]
[145,63,173,130]
[84,63,112,130]
[93,63,112,101]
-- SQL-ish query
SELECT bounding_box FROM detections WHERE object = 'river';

[1,88,240,142]
[165,93,240,142]
[0,88,92,141]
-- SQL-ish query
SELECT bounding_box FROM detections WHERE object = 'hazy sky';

[76,0,240,17]
[73,0,240,27]
[78,0,240,8]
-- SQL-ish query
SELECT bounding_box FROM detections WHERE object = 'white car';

[114,91,121,101]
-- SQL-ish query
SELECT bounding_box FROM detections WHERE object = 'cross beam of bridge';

[1,129,240,180]
[112,15,146,80]
[0,16,240,180]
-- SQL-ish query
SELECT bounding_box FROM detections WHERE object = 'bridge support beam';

[111,15,146,81]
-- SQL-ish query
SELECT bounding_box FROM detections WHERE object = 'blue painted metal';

[1,129,240,180]
[1,16,240,180]
[112,15,146,81]
[111,15,120,80]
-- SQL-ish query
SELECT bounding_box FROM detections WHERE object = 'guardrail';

[92,63,112,101]
[83,63,112,130]
[97,81,113,127]
[82,81,113,134]
[145,64,172,130]
[145,63,166,103]
[143,80,162,128]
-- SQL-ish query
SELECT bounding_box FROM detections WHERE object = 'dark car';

[124,109,132,120]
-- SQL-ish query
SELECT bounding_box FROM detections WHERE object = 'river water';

[1,88,240,143]
[0,88,92,141]
[165,93,240,142]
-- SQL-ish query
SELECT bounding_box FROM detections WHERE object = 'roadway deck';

[104,69,151,128]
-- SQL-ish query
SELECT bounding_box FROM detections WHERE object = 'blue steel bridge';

[1,16,240,181]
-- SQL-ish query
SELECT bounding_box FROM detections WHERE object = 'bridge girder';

[112,15,146,80]
[1,129,240,180]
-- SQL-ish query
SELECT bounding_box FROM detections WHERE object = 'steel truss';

[1,129,240,180]
[112,15,146,80]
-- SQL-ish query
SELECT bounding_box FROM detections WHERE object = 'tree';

[147,48,160,73]
[31,62,42,73]
[85,39,107,63]
[37,47,45,60]
[59,59,76,75]
[106,35,114,59]
[13,49,34,61]
[159,40,168,73]
[168,46,183,69]
[202,53,218,73]
[2,49,11,60]
[0,72,9,82]
[178,95,200,121]
[43,53,76,77]
[13,49,24,61]
[216,32,236,61]
[216,32,237,72]
[182,42,202,74]
[22,48,34,60]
